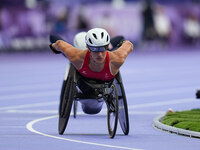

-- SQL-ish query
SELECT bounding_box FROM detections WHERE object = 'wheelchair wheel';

[196,90,200,99]
[107,84,118,138]
[58,66,76,135]
[118,82,129,135]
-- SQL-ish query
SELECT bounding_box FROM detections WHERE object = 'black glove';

[49,44,61,54]
[110,36,125,51]
[49,34,64,54]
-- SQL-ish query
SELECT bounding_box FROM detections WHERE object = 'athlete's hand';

[49,44,61,54]
[49,34,63,54]
[122,40,134,51]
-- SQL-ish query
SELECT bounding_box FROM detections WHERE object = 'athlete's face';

[90,51,107,64]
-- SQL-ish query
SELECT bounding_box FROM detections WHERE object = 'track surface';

[1,49,200,150]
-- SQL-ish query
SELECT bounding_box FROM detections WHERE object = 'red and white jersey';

[78,51,115,81]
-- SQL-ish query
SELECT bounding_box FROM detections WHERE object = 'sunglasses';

[87,45,109,52]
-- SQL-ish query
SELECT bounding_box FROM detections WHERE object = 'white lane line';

[0,85,196,102]
[0,126,25,128]
[0,90,59,101]
[129,111,165,115]
[0,97,196,113]
[0,117,35,120]
[0,83,59,93]
[6,109,58,114]
[0,101,58,110]
[124,78,200,89]
[26,115,143,150]
[126,86,196,98]
[2,97,195,116]
[3,109,165,115]
[129,97,196,109]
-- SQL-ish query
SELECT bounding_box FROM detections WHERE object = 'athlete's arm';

[109,40,134,74]
[52,40,86,69]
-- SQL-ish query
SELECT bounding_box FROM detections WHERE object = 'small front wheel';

[196,90,200,99]
[107,84,118,138]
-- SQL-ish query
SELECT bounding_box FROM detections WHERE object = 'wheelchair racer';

[51,28,133,82]
[51,28,133,114]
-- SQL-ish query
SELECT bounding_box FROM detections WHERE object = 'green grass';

[162,109,200,132]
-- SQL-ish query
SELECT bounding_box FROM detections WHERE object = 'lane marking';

[23,97,196,150]
[0,85,197,101]
[3,109,165,115]
[129,98,196,109]
[26,115,143,150]
[0,90,59,101]
[126,86,197,98]
[129,111,165,115]
[124,78,200,88]
[6,109,58,114]
[0,101,58,110]
[0,126,25,128]
[0,97,196,113]
[0,117,35,120]
[0,83,59,93]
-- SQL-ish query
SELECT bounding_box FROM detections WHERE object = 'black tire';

[58,66,76,135]
[107,84,118,138]
[118,82,129,135]
[196,90,200,99]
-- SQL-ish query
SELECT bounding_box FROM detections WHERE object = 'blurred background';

[0,0,200,52]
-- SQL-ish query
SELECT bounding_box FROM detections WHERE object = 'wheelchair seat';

[75,73,114,99]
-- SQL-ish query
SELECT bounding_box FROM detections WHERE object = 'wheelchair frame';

[58,63,129,138]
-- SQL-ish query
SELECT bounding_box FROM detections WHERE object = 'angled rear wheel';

[107,84,118,138]
[58,65,76,135]
[116,76,129,135]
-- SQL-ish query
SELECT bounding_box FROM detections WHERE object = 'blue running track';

[0,49,200,150]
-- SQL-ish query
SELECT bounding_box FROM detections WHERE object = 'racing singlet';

[78,51,115,81]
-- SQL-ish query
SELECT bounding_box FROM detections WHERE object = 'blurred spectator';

[76,5,89,31]
[154,6,171,46]
[0,5,3,49]
[0,0,200,52]
[40,0,52,34]
[96,11,116,37]
[77,13,88,30]
[52,8,69,35]
[183,13,200,45]
[0,4,2,30]
[141,0,157,41]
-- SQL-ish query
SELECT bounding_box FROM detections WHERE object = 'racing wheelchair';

[50,34,129,138]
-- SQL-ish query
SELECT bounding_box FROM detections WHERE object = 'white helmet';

[73,32,87,49]
[85,28,110,47]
